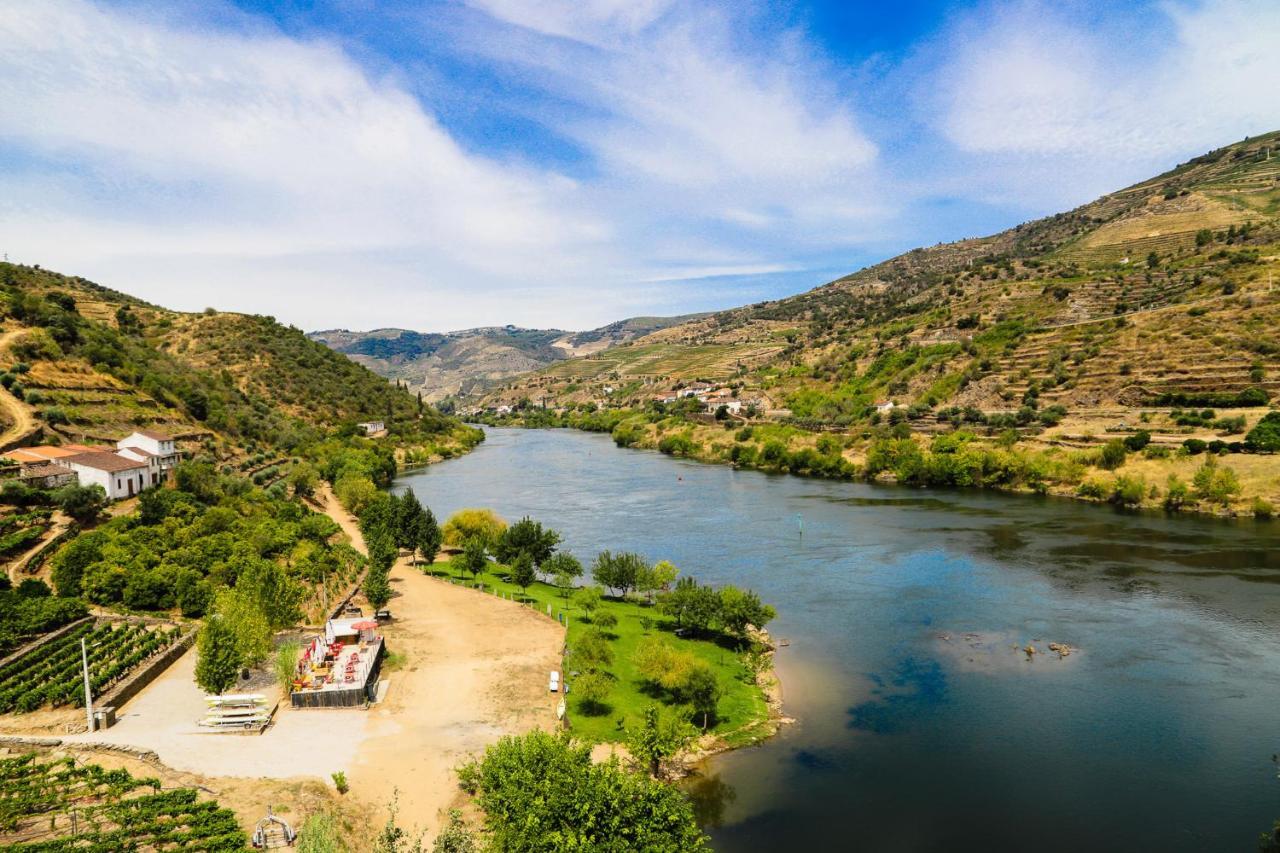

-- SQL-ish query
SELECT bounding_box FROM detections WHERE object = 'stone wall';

[0,616,93,670]
[98,628,196,713]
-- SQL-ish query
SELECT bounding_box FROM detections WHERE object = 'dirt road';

[0,328,37,448]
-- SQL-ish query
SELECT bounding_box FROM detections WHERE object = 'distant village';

[470,379,778,420]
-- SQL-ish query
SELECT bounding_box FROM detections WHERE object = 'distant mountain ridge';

[309,314,710,401]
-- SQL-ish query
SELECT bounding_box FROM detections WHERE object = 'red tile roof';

[65,452,149,473]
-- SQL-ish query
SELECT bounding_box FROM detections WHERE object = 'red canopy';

[351,620,378,630]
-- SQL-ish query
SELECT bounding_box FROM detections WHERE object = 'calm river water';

[396,427,1280,852]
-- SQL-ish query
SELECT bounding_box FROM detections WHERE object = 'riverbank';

[478,414,1279,520]
[419,558,782,756]
[391,426,1280,851]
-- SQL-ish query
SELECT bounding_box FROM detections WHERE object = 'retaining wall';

[98,629,197,713]
[0,616,93,670]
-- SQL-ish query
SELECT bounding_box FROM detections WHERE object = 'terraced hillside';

[486,131,1280,516]
[310,313,710,402]
[0,263,473,458]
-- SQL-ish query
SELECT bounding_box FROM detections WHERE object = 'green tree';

[195,616,242,695]
[441,508,507,548]
[235,557,302,629]
[50,531,105,597]
[457,731,709,852]
[460,537,488,580]
[174,461,222,504]
[212,588,273,667]
[571,585,603,620]
[591,550,646,597]
[54,483,106,524]
[627,705,695,777]
[641,560,679,602]
[571,671,613,715]
[718,586,776,643]
[568,626,614,673]
[364,564,393,610]
[433,810,476,853]
[544,552,583,597]
[409,501,442,567]
[658,577,720,634]
[683,664,724,729]
[510,552,536,596]
[394,490,426,551]
[288,462,319,499]
[494,516,561,568]
[592,609,618,632]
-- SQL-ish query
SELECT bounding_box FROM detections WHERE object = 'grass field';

[428,558,772,747]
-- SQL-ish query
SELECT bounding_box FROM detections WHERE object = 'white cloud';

[455,1,886,237]
[0,0,624,327]
[934,0,1280,167]
[465,0,675,45]
[0,0,892,330]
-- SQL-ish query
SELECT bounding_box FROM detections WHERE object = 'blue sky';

[0,0,1276,332]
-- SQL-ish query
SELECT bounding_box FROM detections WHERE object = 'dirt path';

[316,484,565,839]
[0,329,38,448]
[347,561,564,840]
[5,511,70,587]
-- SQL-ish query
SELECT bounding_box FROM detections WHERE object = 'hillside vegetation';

[310,313,710,402]
[485,131,1280,517]
[0,263,477,460]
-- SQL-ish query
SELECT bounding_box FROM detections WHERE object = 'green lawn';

[429,558,771,746]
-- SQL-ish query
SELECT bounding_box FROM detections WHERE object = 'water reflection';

[398,428,1280,852]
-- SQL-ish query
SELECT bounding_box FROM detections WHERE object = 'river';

[395,427,1280,852]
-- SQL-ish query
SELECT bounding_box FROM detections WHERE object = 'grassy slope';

[428,558,772,748]
[484,132,1280,515]
[0,263,474,458]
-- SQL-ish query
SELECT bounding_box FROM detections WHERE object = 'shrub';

[1110,475,1146,507]
[1122,430,1151,452]
[331,771,349,794]
[1182,438,1207,455]
[457,731,709,851]
[1192,457,1241,506]
[1099,439,1128,470]
[1076,479,1107,500]
[1253,498,1275,520]
[1164,475,1190,511]
[1246,412,1280,452]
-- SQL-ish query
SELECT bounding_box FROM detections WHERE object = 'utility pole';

[81,638,94,733]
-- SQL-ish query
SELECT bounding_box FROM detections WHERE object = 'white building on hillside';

[64,452,150,499]
[116,430,180,484]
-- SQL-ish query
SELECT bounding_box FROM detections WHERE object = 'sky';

[0,0,1277,333]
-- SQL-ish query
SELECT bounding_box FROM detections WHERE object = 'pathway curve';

[0,329,38,449]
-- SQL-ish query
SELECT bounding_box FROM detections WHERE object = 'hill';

[483,131,1280,516]
[0,263,476,460]
[309,313,709,402]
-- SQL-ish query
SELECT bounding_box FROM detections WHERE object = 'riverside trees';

[458,731,710,852]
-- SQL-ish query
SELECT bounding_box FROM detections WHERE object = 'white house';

[357,421,385,435]
[63,452,151,499]
[874,400,897,415]
[116,430,180,483]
